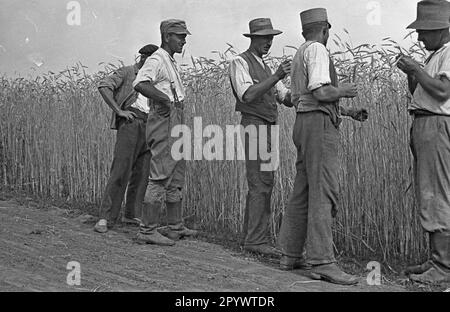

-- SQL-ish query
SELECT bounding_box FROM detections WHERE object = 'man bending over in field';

[396,0,450,284]
[94,44,159,234]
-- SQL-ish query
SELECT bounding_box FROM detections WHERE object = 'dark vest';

[231,51,278,123]
[323,53,341,127]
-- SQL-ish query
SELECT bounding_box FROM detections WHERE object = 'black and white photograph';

[0,0,449,301]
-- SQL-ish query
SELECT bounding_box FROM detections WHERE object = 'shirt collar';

[425,42,449,64]
[250,52,266,67]
[435,42,450,55]
[159,47,176,63]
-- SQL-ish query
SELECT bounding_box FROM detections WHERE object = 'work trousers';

[241,114,276,247]
[99,116,150,223]
[278,111,339,265]
[140,102,185,233]
[410,115,450,233]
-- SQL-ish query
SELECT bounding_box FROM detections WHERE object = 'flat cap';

[160,19,191,35]
[138,44,159,56]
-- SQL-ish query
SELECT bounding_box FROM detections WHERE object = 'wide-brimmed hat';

[243,18,282,37]
[300,8,332,29]
[407,0,450,30]
[160,19,191,35]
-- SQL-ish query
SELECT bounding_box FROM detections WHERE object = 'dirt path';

[0,199,406,292]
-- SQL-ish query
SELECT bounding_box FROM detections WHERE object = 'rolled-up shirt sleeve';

[229,56,254,102]
[133,57,159,88]
[98,67,125,90]
[305,42,332,91]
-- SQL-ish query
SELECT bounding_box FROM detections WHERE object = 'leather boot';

[311,263,359,285]
[159,201,198,239]
[137,202,175,246]
[405,233,433,275]
[410,231,450,284]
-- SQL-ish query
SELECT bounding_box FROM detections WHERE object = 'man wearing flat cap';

[133,19,197,246]
[229,18,293,257]
[94,44,159,234]
[396,0,450,284]
[277,8,368,285]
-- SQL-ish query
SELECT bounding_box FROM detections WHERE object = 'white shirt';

[133,48,186,113]
[410,42,450,115]
[228,52,289,103]
[302,42,332,91]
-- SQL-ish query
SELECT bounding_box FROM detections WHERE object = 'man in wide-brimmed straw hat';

[132,19,198,246]
[396,0,450,284]
[277,8,368,286]
[228,18,293,257]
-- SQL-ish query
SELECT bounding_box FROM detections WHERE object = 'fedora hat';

[407,0,450,30]
[300,8,332,29]
[243,18,282,37]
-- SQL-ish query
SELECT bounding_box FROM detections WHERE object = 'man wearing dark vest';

[229,18,293,256]
[277,8,368,285]
[94,44,159,233]
[397,0,450,284]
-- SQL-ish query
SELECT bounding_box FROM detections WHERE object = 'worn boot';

[136,202,175,246]
[158,201,198,240]
[311,263,359,285]
[405,233,433,275]
[410,231,450,284]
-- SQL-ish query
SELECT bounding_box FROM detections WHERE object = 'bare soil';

[0,198,409,292]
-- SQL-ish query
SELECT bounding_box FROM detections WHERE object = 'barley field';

[0,36,429,265]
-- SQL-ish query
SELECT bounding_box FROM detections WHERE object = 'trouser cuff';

[139,224,158,235]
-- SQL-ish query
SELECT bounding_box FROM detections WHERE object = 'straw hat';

[407,0,450,30]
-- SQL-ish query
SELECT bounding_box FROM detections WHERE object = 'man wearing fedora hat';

[277,8,368,285]
[94,44,159,234]
[133,19,197,246]
[396,0,450,284]
[229,18,293,257]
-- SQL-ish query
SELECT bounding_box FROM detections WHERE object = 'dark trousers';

[278,111,339,265]
[99,116,150,223]
[241,114,275,247]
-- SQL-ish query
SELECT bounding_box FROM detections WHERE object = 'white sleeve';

[228,56,253,102]
[437,48,450,80]
[133,57,160,87]
[304,42,332,91]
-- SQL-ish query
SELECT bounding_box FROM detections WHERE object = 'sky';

[0,0,421,77]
